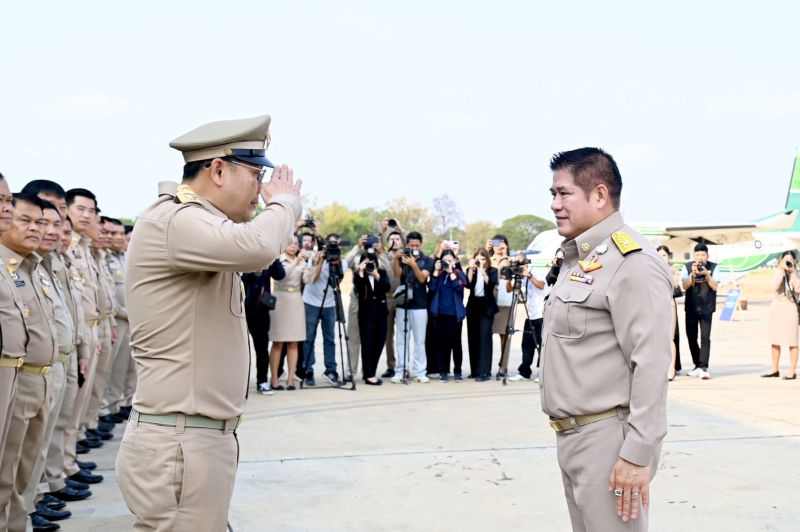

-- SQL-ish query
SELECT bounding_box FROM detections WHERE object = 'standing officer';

[116,114,302,531]
[541,148,671,531]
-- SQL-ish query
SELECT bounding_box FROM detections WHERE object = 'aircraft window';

[684,253,690,260]
[527,240,544,254]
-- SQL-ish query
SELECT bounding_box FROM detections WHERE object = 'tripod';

[498,273,534,386]
[399,264,412,384]
[299,261,356,391]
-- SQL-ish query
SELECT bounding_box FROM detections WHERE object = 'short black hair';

[110,218,124,226]
[20,180,66,199]
[0,172,4,180]
[63,216,73,228]
[656,245,671,255]
[694,243,709,253]
[550,147,623,209]
[12,193,47,212]
[407,231,423,243]
[65,188,97,209]
[326,233,341,241]
[124,225,134,234]
[183,159,211,180]
[100,216,112,224]
[40,199,62,220]
[300,232,315,242]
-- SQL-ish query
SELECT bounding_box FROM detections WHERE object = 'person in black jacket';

[354,253,391,385]
[466,248,498,382]
[430,250,468,382]
[243,259,286,395]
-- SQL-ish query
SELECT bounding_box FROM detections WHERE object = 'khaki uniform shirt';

[68,232,101,323]
[0,246,58,367]
[95,249,117,325]
[108,250,127,320]
[0,253,29,360]
[60,253,91,360]
[126,182,302,420]
[42,253,75,356]
[540,211,672,467]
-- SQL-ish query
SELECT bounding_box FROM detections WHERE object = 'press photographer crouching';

[681,243,720,380]
[354,252,391,385]
[429,250,467,382]
[763,250,799,380]
[466,248,498,381]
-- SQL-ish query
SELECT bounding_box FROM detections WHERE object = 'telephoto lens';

[787,260,795,269]
[365,261,376,273]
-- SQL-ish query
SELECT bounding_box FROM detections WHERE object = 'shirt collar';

[158,181,229,221]
[0,244,42,272]
[561,211,626,263]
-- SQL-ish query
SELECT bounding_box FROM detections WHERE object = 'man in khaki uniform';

[0,175,29,472]
[0,194,59,531]
[541,148,671,532]
[100,218,132,421]
[117,114,302,531]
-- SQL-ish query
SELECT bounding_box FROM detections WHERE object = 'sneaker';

[687,368,703,377]
[323,372,341,385]
[700,369,710,380]
[305,375,316,386]
[390,375,403,384]
[676,369,691,376]
[414,375,430,383]
[508,374,529,382]
[381,369,395,378]
[257,382,274,395]
[439,374,449,383]
[454,373,463,383]
[534,377,540,383]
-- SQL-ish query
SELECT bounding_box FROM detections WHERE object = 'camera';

[325,241,342,261]
[501,257,530,280]
[786,260,795,269]
[387,218,398,228]
[436,260,454,273]
[696,262,706,272]
[365,261,376,273]
[365,236,380,248]
[403,247,420,258]
[304,217,315,229]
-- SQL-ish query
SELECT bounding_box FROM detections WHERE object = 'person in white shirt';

[301,234,348,386]
[509,255,549,382]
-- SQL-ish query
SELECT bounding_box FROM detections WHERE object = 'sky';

[2,1,799,228]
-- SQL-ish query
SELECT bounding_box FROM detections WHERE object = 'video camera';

[501,256,530,280]
[324,239,351,262]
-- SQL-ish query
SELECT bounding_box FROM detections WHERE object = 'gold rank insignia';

[176,185,200,204]
[578,256,602,273]
[580,243,590,252]
[611,231,642,256]
[116,270,122,277]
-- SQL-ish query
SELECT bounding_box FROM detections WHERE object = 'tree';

[458,220,498,256]
[497,214,556,251]
[431,194,463,239]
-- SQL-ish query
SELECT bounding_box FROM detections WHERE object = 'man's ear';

[207,158,226,187]
[593,184,610,209]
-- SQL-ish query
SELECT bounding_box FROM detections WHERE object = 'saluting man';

[116,114,302,531]
[540,148,672,531]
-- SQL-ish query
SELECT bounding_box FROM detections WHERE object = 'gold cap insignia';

[580,243,590,252]
[225,149,233,156]
[611,231,643,256]
[9,258,18,265]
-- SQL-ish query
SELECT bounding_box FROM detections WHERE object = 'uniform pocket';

[120,441,156,457]
[549,288,592,339]
[174,443,185,506]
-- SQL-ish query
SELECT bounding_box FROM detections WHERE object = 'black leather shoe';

[364,378,383,386]
[476,374,491,382]
[52,487,92,502]
[65,478,89,491]
[381,369,395,378]
[99,413,124,424]
[43,493,66,510]
[97,420,115,433]
[30,513,60,531]
[343,375,353,383]
[35,501,72,521]
[761,371,780,378]
[87,428,113,440]
[76,460,97,470]
[77,438,103,449]
[75,442,89,454]
[69,470,104,484]
[118,406,132,418]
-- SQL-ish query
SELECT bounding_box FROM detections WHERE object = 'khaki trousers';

[22,356,68,513]
[121,353,137,408]
[43,352,77,493]
[64,323,98,477]
[84,318,114,431]
[385,297,398,370]
[101,318,131,416]
[556,413,661,532]
[0,366,19,468]
[116,416,239,532]
[345,295,361,377]
[0,372,50,532]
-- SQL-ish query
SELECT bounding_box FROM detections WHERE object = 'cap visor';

[234,155,274,168]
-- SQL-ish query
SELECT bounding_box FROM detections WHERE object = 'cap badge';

[225,149,233,156]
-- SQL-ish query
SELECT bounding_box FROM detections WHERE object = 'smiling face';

[0,200,44,256]
[66,195,96,234]
[550,169,600,241]
[38,208,63,254]
[111,224,125,251]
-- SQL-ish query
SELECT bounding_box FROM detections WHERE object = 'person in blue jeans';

[429,250,467,382]
[301,234,348,385]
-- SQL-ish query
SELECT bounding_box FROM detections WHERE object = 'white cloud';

[37,92,137,121]
[708,85,800,114]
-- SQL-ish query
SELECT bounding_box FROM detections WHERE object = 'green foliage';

[118,217,137,227]
[497,214,556,251]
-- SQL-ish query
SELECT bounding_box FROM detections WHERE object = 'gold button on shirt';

[126,182,301,421]
[540,211,673,467]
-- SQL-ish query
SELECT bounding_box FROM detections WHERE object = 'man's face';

[387,234,402,251]
[407,238,422,252]
[220,160,264,223]
[0,180,14,234]
[39,193,67,221]
[1,201,44,256]
[124,230,131,251]
[111,225,125,251]
[38,209,63,254]
[61,222,72,255]
[301,235,314,251]
[67,195,96,234]
[694,251,709,264]
[86,214,101,246]
[103,221,116,249]
[550,169,596,241]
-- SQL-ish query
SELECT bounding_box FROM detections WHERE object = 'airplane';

[522,150,800,286]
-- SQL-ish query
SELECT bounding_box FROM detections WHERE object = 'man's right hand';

[79,358,90,376]
[261,164,302,204]
[400,255,415,266]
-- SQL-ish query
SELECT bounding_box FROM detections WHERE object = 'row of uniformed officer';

[0,174,135,531]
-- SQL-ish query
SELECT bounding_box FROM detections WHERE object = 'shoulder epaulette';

[175,184,201,204]
[611,231,642,256]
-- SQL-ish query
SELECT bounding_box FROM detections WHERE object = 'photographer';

[657,245,682,381]
[546,249,564,286]
[354,253,391,385]
[345,234,391,382]
[466,248,498,381]
[301,233,349,385]
[488,234,512,378]
[243,257,286,395]
[426,240,463,376]
[681,243,720,379]
[391,231,434,383]
[429,250,467,382]
[508,254,548,383]
[763,250,800,380]
[381,230,406,378]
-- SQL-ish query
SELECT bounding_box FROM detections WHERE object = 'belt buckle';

[16,358,24,368]
[236,416,243,429]
[548,419,562,432]
[41,366,51,375]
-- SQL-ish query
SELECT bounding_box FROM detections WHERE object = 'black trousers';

[685,312,713,369]
[518,318,543,378]
[245,310,271,384]
[466,298,494,376]
[425,308,436,374]
[358,311,387,379]
[432,314,463,375]
[673,304,683,372]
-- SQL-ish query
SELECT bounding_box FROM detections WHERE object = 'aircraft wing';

[662,210,798,244]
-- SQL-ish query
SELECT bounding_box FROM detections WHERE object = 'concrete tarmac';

[57,301,799,531]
